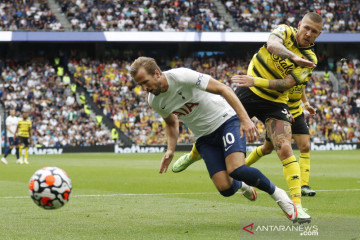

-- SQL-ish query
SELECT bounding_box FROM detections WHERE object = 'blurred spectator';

[0,0,63,31]
[223,0,360,32]
[58,0,231,32]
[0,61,111,147]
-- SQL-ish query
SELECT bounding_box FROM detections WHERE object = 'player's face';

[9,109,15,116]
[23,112,28,119]
[297,17,322,47]
[133,67,162,96]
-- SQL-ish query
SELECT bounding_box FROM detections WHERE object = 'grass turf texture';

[0,150,359,239]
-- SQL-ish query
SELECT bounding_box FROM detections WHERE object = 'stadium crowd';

[0,0,358,33]
[0,0,63,31]
[67,56,360,145]
[223,0,360,32]
[0,59,111,147]
[58,0,230,31]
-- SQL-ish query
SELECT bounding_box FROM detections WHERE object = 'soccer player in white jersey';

[130,57,298,223]
[1,109,20,164]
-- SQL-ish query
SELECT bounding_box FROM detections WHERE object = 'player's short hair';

[303,12,323,25]
[130,57,161,78]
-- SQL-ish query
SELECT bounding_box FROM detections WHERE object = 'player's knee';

[262,147,273,155]
[299,142,310,152]
[277,141,292,155]
[219,187,236,197]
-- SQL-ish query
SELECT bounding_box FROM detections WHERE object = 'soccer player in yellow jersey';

[245,89,317,197]
[15,111,32,164]
[172,12,322,224]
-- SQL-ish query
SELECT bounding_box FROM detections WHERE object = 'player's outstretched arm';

[160,114,179,174]
[267,34,316,68]
[205,78,258,142]
[301,88,316,115]
[232,74,297,92]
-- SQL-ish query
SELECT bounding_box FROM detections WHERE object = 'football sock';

[245,146,263,166]
[219,180,242,197]
[299,152,310,187]
[25,147,29,159]
[190,143,202,161]
[230,165,275,195]
[19,146,24,157]
[282,155,301,204]
[4,147,11,158]
[16,148,19,159]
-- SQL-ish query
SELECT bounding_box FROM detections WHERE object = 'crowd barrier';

[2,142,359,155]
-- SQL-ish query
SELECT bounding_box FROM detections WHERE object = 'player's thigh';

[23,137,29,147]
[291,114,311,152]
[221,116,247,173]
[211,170,233,191]
[265,119,293,159]
[236,87,292,123]
[261,139,275,155]
[196,140,227,178]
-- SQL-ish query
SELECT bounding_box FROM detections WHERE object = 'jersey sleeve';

[271,24,291,43]
[176,68,211,91]
[290,67,313,85]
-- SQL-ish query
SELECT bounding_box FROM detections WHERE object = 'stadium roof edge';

[0,31,359,42]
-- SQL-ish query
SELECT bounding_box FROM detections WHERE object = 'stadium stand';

[222,0,360,32]
[0,60,112,147]
[65,55,360,145]
[0,53,358,146]
[0,0,63,31]
[57,0,231,31]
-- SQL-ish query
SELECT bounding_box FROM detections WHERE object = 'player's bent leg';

[266,119,302,204]
[226,152,298,222]
[245,140,274,166]
[226,152,275,195]
[293,134,316,197]
[211,170,257,201]
[266,119,311,223]
[172,143,202,173]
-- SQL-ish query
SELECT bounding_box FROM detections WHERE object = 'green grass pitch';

[0,150,359,239]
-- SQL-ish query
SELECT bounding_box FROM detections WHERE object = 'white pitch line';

[1,188,360,199]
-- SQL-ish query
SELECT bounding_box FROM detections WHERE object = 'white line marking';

[1,189,360,199]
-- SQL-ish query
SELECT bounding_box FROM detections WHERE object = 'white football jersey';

[6,115,19,137]
[148,68,236,139]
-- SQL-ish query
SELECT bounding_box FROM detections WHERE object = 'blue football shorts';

[8,137,18,146]
[195,115,247,177]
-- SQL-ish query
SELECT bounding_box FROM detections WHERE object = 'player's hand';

[240,118,259,143]
[231,75,255,87]
[159,149,174,174]
[290,114,295,123]
[291,55,316,68]
[305,105,316,115]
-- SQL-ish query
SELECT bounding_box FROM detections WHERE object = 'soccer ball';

[29,166,72,210]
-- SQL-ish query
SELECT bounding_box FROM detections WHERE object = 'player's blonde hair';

[303,12,323,25]
[130,57,161,78]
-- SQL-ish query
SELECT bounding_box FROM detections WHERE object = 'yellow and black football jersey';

[288,86,305,118]
[18,118,32,138]
[247,24,317,104]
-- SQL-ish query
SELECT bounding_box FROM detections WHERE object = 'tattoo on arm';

[268,34,294,59]
[269,79,289,91]
[268,75,296,91]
